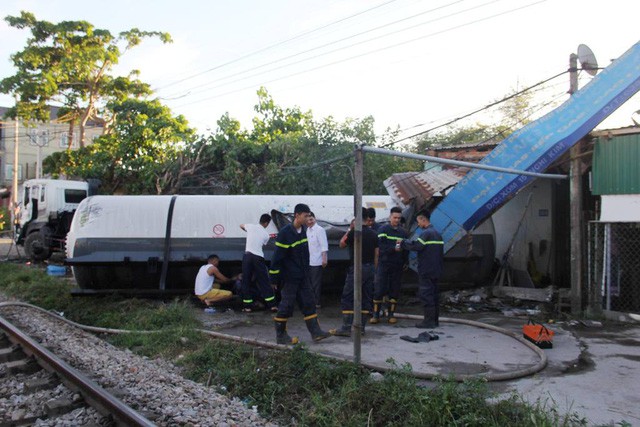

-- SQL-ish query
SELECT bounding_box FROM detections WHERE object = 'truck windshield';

[65,189,87,204]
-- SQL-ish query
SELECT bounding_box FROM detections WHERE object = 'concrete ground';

[0,236,20,260]
[199,297,640,426]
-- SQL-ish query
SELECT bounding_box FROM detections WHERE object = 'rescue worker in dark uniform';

[402,210,444,328]
[331,209,379,336]
[366,207,381,232]
[371,206,408,325]
[269,203,331,345]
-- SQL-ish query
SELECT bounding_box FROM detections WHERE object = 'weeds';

[0,263,197,330]
[177,340,587,426]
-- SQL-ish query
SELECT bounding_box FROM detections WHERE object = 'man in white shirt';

[240,213,277,312]
[194,254,234,306]
[306,211,328,308]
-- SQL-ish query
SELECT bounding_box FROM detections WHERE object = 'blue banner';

[432,41,640,252]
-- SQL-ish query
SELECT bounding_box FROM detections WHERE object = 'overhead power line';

[280,69,567,175]
[173,0,547,109]
[166,0,470,97]
[154,0,399,91]
[380,68,566,148]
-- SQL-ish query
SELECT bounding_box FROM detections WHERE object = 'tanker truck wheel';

[24,232,51,261]
[72,266,94,289]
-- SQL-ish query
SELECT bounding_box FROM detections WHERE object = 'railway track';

[0,315,154,426]
[0,302,273,426]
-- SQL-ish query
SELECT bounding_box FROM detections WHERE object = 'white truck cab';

[16,179,89,261]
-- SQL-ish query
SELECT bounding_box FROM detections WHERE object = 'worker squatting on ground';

[402,210,444,328]
[306,211,328,308]
[371,207,408,325]
[269,203,331,345]
[194,254,236,306]
[331,210,379,337]
[240,214,278,313]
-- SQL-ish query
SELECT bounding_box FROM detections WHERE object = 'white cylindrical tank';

[67,194,396,290]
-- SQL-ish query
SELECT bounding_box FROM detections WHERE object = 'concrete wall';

[490,179,554,282]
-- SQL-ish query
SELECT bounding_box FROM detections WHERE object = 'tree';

[178,89,420,195]
[46,88,421,196]
[45,98,195,194]
[412,85,544,153]
[496,85,538,130]
[0,11,171,146]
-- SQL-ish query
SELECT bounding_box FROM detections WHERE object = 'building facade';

[0,106,103,207]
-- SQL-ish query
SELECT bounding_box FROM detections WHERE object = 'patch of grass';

[108,327,205,359]
[0,263,198,331]
[0,263,75,310]
[178,341,587,426]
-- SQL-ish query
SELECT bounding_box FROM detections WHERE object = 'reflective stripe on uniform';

[378,233,402,241]
[275,238,308,249]
[269,269,280,274]
[417,238,444,245]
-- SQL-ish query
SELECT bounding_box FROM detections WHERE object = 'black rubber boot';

[415,307,437,329]
[369,300,382,324]
[388,298,398,324]
[275,319,299,345]
[330,313,353,337]
[305,315,331,342]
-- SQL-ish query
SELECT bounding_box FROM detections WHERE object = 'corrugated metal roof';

[593,134,640,195]
[384,167,468,207]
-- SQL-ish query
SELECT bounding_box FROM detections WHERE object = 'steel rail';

[0,315,155,427]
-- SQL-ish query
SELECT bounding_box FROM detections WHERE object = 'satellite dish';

[577,44,598,76]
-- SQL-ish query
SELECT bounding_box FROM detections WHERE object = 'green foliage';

[108,327,204,358]
[413,86,539,153]
[40,79,536,196]
[414,123,505,152]
[179,342,585,426]
[179,89,421,196]
[1,10,171,145]
[0,206,9,232]
[0,263,74,309]
[44,98,196,194]
[0,264,197,331]
[44,87,420,195]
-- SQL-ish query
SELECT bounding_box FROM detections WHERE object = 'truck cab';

[16,179,89,261]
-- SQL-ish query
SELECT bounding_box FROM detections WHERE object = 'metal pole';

[361,146,568,180]
[604,223,611,311]
[36,145,41,179]
[353,145,363,364]
[568,53,579,95]
[569,52,583,314]
[12,107,19,226]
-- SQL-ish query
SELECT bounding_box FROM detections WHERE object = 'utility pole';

[12,109,19,227]
[353,145,363,363]
[568,52,583,314]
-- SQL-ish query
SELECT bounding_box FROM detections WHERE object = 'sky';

[1,0,639,141]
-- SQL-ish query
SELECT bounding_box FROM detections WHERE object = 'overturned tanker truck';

[65,194,495,292]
